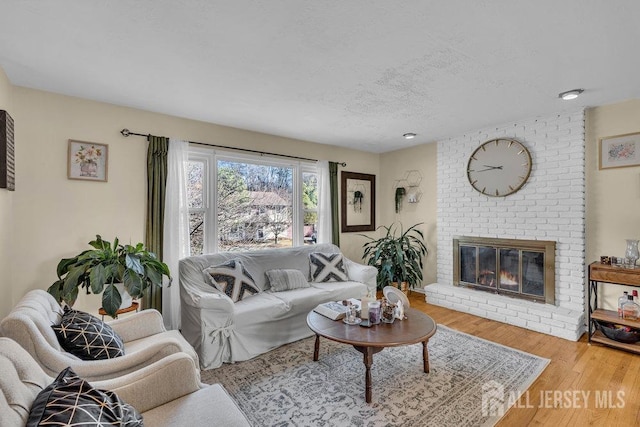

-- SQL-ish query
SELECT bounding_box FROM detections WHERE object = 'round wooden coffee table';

[306,307,437,403]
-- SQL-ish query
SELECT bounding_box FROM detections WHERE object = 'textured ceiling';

[1,1,639,153]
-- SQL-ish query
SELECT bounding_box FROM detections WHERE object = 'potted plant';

[48,235,171,318]
[361,223,428,292]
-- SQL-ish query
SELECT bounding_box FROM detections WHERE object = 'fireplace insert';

[453,236,555,304]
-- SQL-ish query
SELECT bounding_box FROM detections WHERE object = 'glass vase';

[625,239,639,268]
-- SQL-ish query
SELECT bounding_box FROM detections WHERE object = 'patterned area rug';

[201,325,549,426]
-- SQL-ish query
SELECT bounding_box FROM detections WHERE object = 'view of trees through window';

[186,155,318,255]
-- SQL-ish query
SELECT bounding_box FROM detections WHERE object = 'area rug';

[201,325,549,426]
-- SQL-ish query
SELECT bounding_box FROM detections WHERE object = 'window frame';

[187,146,319,254]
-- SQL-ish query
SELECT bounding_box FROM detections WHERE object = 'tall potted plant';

[361,223,428,292]
[48,235,171,318]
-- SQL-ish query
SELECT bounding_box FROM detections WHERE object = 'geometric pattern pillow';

[52,307,125,360]
[27,367,143,427]
[309,252,349,282]
[203,259,260,302]
[266,269,310,292]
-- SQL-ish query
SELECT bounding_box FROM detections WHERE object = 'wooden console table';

[588,262,640,354]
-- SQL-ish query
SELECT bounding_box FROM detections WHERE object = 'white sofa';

[180,243,377,370]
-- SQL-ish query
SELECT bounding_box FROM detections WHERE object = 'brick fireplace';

[424,110,586,341]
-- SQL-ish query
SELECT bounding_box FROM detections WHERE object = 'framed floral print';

[599,132,640,170]
[68,140,108,182]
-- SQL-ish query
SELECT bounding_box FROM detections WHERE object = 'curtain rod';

[120,128,346,166]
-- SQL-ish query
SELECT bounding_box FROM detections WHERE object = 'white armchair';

[0,337,250,427]
[0,289,198,381]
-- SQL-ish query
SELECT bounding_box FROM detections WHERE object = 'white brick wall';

[426,110,586,341]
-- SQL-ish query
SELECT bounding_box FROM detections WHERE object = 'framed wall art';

[599,132,640,170]
[68,140,108,182]
[341,171,375,232]
[0,110,15,191]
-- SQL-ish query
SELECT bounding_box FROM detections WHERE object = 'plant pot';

[391,281,410,296]
[114,283,133,309]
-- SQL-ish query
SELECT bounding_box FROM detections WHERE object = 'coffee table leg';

[313,334,320,361]
[422,340,430,373]
[364,347,373,403]
[353,346,383,403]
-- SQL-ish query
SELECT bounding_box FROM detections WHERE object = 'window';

[186,148,319,255]
[302,171,318,244]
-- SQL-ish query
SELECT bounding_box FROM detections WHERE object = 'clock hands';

[475,165,503,172]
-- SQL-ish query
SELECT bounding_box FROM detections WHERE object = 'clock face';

[467,138,532,197]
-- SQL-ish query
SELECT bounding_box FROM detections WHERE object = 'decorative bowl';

[596,321,640,344]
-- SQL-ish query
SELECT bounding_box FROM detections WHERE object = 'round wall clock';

[466,138,532,197]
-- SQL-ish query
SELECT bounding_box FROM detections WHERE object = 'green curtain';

[329,161,340,246]
[144,135,169,311]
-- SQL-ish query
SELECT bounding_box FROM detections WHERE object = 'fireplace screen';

[454,237,555,304]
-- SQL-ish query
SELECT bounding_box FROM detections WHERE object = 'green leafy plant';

[361,223,428,290]
[48,235,171,318]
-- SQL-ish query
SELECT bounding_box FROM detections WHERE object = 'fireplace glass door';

[453,237,555,304]
[498,249,519,292]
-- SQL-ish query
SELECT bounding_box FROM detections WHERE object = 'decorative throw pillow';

[27,367,143,427]
[309,252,349,282]
[266,269,310,292]
[203,259,260,302]
[52,306,125,360]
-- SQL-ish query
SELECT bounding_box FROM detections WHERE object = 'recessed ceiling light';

[403,133,417,139]
[558,89,584,100]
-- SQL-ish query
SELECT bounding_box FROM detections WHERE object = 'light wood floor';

[408,293,640,426]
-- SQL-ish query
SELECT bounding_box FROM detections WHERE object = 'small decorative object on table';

[600,256,611,265]
[360,290,374,320]
[381,298,396,323]
[395,300,405,320]
[343,301,361,325]
[382,285,410,320]
[314,298,361,321]
[625,239,639,268]
[368,300,381,325]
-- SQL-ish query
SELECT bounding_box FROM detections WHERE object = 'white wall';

[4,83,379,317]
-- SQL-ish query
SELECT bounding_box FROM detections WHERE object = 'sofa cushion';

[142,384,250,427]
[27,367,142,427]
[310,280,369,301]
[52,307,125,360]
[309,252,349,282]
[266,269,310,292]
[203,259,260,302]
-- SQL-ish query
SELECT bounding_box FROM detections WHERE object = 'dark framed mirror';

[341,171,375,232]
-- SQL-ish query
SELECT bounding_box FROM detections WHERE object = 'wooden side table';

[588,262,640,354]
[99,301,140,320]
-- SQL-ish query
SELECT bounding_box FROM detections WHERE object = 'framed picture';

[0,110,15,191]
[68,140,108,182]
[599,132,640,170]
[341,171,375,232]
